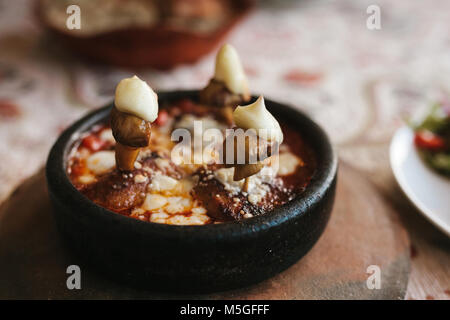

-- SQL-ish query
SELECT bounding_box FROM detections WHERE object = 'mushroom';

[199,44,251,124]
[111,75,158,171]
[222,96,283,191]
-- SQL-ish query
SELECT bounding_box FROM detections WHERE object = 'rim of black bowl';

[46,90,338,239]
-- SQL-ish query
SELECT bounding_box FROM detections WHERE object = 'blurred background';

[0,0,449,299]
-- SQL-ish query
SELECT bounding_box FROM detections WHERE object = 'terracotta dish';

[46,90,337,292]
[37,0,255,69]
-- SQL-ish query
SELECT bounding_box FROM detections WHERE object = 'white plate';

[390,126,450,237]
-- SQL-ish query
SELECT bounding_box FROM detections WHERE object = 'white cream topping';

[233,96,284,143]
[114,75,158,122]
[214,44,249,96]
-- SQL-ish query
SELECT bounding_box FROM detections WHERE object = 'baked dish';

[46,44,337,291]
[66,45,316,225]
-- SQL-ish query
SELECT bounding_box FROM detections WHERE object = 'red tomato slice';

[414,131,445,151]
[81,135,105,152]
[155,110,169,126]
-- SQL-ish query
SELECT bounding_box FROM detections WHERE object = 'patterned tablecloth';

[0,0,448,299]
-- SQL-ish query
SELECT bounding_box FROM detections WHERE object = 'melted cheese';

[192,207,207,215]
[165,196,192,214]
[166,214,209,226]
[141,171,208,223]
[150,212,169,221]
[277,152,303,176]
[134,174,148,183]
[143,194,167,211]
[99,128,115,143]
[214,167,243,193]
[154,158,171,171]
[214,164,278,205]
[86,151,115,174]
[148,173,178,192]
[78,174,96,184]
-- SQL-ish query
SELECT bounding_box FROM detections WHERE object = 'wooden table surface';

[0,0,449,299]
[0,163,411,299]
[364,164,450,300]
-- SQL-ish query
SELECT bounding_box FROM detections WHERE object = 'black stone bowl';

[46,90,338,293]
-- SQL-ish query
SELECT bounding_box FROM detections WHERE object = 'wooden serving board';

[0,162,410,299]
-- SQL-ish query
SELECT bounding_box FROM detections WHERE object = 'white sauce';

[233,96,284,143]
[114,75,158,122]
[214,44,249,96]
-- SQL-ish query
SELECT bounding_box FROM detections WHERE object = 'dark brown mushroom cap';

[110,106,151,148]
[199,79,250,108]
